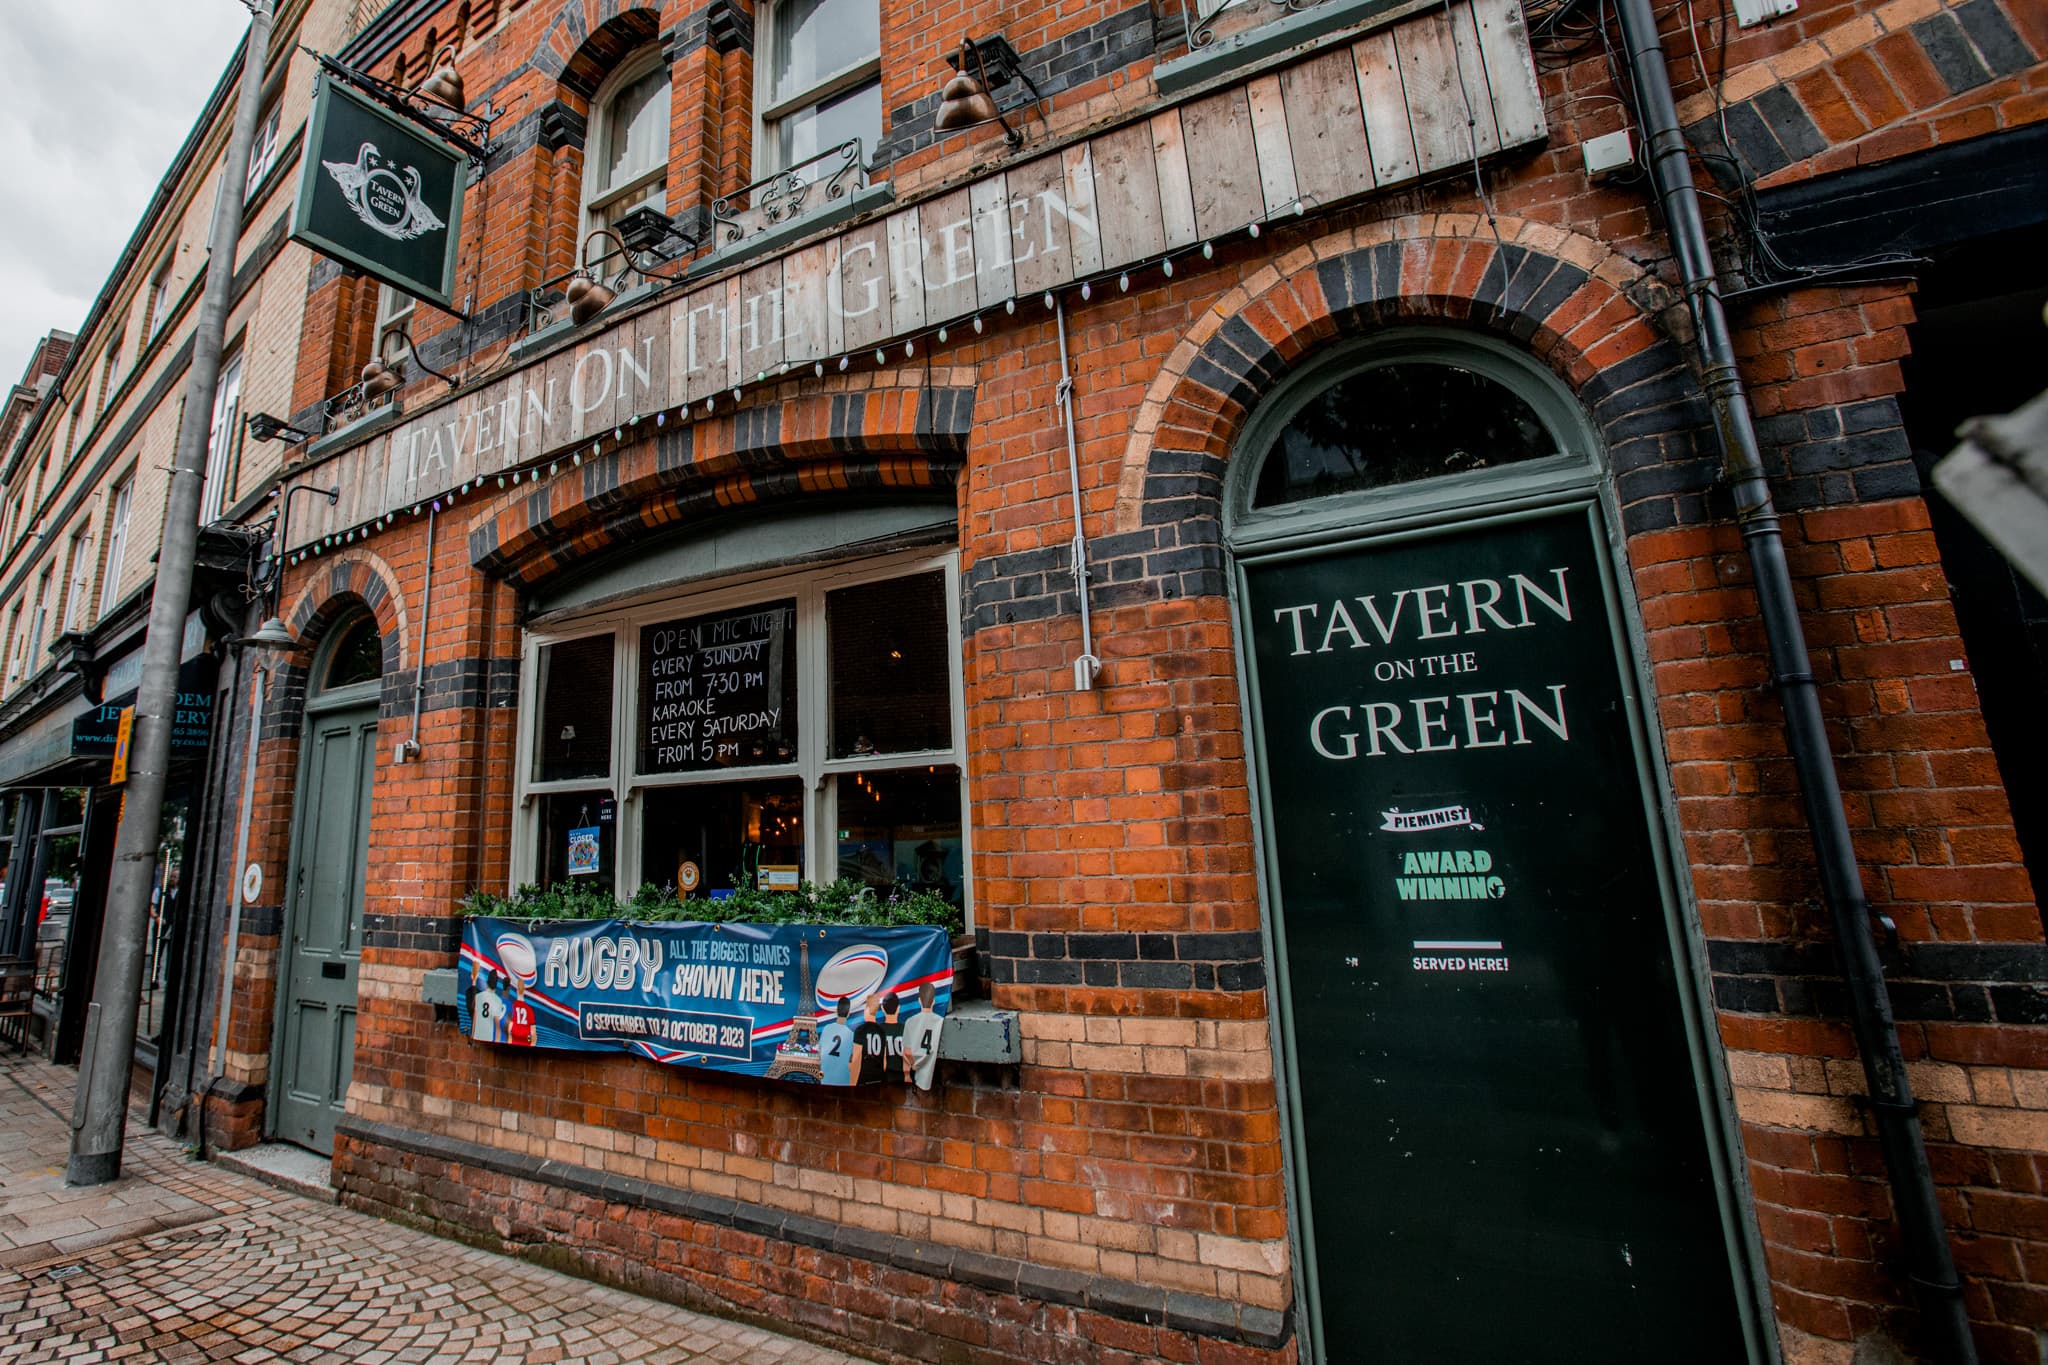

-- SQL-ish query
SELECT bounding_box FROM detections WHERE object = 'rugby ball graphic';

[814,945,889,1010]
[495,932,538,987]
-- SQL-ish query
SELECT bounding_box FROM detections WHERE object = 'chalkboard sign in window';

[638,600,798,773]
[827,571,950,758]
[535,633,615,783]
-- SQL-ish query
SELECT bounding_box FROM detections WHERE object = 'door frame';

[1220,331,1778,1364]
[266,675,380,1145]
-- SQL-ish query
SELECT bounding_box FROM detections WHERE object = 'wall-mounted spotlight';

[245,412,318,444]
[611,205,698,258]
[933,35,1044,148]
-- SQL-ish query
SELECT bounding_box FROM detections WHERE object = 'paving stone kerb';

[0,1057,862,1365]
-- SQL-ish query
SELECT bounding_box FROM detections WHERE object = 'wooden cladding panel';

[289,1,1550,547]
[1282,48,1376,208]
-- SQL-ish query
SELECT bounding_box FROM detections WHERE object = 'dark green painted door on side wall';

[274,704,377,1153]
[1242,506,1747,1362]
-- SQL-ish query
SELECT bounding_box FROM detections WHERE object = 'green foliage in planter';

[462,877,962,935]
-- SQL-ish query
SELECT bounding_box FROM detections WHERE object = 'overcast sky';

[0,3,251,382]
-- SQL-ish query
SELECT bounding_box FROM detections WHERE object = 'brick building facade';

[175,0,2048,1359]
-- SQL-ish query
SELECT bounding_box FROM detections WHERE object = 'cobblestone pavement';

[0,1057,862,1364]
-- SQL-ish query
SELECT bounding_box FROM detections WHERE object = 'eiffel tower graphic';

[764,938,824,1082]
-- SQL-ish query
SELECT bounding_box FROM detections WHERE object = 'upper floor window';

[759,0,880,175]
[99,475,135,615]
[62,526,91,632]
[96,335,123,421]
[201,351,244,522]
[147,254,175,337]
[374,284,415,367]
[582,50,670,236]
[246,102,284,197]
[27,568,54,670]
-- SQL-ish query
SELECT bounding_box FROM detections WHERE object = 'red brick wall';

[224,0,2048,1360]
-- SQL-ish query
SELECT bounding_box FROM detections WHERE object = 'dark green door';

[1242,505,1748,1362]
[273,702,377,1153]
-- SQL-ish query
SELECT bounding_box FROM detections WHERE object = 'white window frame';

[96,334,122,421]
[579,48,672,241]
[373,284,416,366]
[512,548,971,922]
[62,525,91,632]
[245,102,284,198]
[754,0,882,176]
[27,569,53,671]
[201,351,244,522]
[99,475,135,615]
[146,254,175,338]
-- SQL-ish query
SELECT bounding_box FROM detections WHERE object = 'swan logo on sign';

[322,141,447,242]
[495,932,538,987]
[814,945,889,1009]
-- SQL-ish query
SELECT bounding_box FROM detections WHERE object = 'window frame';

[754,0,882,176]
[373,284,416,366]
[146,254,175,338]
[201,350,244,522]
[98,474,135,615]
[511,548,970,918]
[579,47,672,241]
[61,524,91,633]
[245,102,284,199]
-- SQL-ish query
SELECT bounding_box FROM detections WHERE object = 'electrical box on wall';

[1583,129,1636,178]
[1732,0,1796,27]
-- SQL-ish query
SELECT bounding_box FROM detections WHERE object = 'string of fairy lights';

[279,195,1316,568]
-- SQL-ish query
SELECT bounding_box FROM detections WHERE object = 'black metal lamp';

[245,412,318,444]
[932,35,1042,148]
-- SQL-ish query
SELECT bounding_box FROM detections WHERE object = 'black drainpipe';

[1610,1,1979,1361]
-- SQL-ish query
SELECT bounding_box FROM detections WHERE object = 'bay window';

[515,551,968,916]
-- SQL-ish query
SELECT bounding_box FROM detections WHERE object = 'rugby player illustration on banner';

[458,917,951,1087]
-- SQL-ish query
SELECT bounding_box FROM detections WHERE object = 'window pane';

[773,78,880,172]
[325,618,383,690]
[641,779,805,898]
[1251,362,1558,507]
[768,0,879,102]
[828,571,949,759]
[601,66,669,195]
[535,634,615,782]
[836,766,962,907]
[637,601,797,774]
[537,789,617,888]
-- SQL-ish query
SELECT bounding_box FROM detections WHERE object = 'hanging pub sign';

[458,917,953,1088]
[290,70,467,309]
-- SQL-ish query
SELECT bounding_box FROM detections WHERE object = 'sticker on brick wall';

[458,917,952,1088]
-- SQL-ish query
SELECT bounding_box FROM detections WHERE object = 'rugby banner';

[458,917,953,1088]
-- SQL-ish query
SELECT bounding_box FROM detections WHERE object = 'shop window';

[1250,359,1560,508]
[759,0,881,175]
[582,50,670,237]
[517,551,966,913]
[534,633,614,782]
